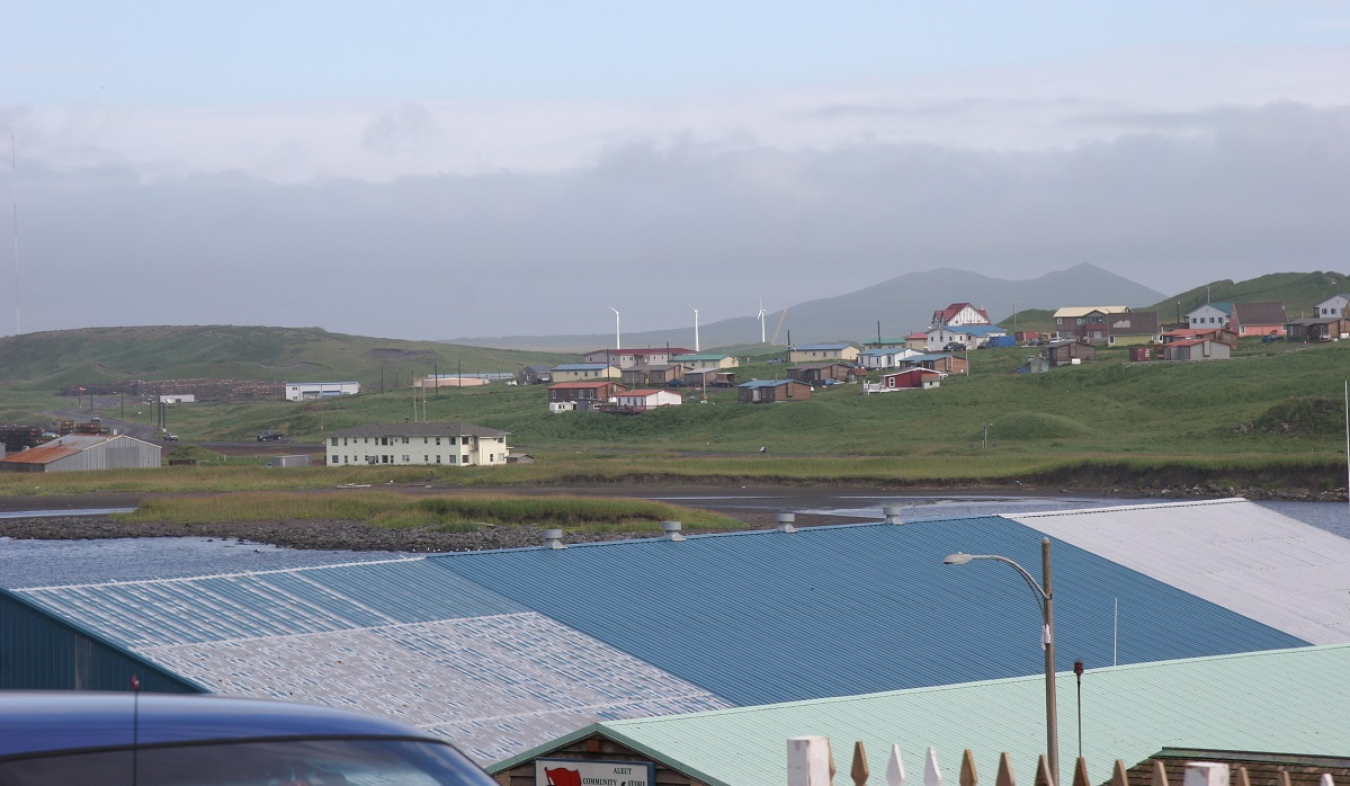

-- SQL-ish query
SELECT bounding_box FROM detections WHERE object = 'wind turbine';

[609,306,621,350]
[691,306,701,352]
[756,300,767,344]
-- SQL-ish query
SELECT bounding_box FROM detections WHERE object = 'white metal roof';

[1009,498,1350,645]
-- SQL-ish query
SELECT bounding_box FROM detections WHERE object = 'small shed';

[1042,340,1096,366]
[1164,339,1231,361]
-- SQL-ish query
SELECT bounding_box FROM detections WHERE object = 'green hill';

[0,326,569,391]
[1150,271,1349,320]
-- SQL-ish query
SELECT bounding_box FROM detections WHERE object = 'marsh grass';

[116,491,745,532]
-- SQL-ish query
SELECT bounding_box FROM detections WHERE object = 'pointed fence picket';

[788,739,1341,786]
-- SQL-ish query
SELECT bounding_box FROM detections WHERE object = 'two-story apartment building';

[326,423,509,467]
[580,348,694,368]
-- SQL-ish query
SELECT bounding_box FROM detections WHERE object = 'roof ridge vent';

[662,521,685,542]
[776,512,797,533]
[541,528,565,550]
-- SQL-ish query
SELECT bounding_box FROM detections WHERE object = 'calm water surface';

[0,496,1345,589]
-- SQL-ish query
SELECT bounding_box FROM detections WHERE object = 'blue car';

[0,692,497,786]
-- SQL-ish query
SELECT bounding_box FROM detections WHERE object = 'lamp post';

[943,538,1058,785]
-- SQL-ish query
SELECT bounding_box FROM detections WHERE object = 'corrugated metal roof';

[433,518,1304,707]
[1009,499,1350,644]
[558,644,1350,786]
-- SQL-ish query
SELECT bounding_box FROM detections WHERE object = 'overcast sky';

[2,2,1348,341]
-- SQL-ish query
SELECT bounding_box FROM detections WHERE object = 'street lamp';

[943,538,1058,785]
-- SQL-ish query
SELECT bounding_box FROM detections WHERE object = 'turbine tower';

[691,306,700,352]
[610,306,621,350]
[756,300,767,343]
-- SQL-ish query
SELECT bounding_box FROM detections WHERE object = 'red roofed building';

[930,303,991,328]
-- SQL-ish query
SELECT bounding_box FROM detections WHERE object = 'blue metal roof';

[431,519,1305,707]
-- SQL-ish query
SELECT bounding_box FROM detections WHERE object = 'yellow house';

[787,343,860,363]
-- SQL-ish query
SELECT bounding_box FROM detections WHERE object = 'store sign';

[536,758,655,786]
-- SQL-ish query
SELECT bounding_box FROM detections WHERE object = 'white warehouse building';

[285,381,360,401]
[325,423,510,467]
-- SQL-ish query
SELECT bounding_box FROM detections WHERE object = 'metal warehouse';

[0,434,162,472]
[0,500,1345,768]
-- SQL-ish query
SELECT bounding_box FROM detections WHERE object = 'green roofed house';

[489,644,1350,786]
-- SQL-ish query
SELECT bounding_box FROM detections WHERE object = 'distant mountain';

[451,263,1167,351]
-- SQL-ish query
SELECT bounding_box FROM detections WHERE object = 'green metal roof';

[497,644,1350,786]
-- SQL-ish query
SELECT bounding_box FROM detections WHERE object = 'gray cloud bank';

[2,101,1347,341]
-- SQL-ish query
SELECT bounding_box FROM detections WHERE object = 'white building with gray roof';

[325,422,509,467]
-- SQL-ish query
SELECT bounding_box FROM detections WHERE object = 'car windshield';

[0,738,496,786]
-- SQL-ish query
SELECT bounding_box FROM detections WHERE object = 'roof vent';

[662,520,685,542]
[541,528,565,550]
[776,512,797,533]
[883,505,903,525]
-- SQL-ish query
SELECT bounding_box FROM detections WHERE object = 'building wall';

[0,587,200,693]
[327,434,509,466]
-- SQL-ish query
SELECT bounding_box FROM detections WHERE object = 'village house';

[874,367,942,391]
[857,347,920,369]
[925,323,1007,351]
[1052,306,1130,340]
[609,389,683,412]
[787,362,857,385]
[325,423,509,467]
[1315,293,1349,318]
[787,344,860,363]
[737,379,812,403]
[621,365,684,386]
[550,363,620,382]
[930,303,991,327]
[547,381,625,405]
[670,352,739,370]
[1187,302,1289,337]
[1285,316,1350,342]
[518,365,553,385]
[580,348,693,368]
[1163,338,1232,361]
[684,369,737,388]
[899,353,967,375]
[1042,339,1097,366]
[1162,327,1239,349]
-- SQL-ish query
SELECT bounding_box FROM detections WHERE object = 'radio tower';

[11,134,19,335]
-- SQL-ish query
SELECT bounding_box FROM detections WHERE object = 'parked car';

[0,692,497,786]
[257,429,285,441]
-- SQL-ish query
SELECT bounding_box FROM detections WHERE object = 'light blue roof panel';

[432,519,1305,707]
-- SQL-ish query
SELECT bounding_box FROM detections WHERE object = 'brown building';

[737,380,812,403]
[1042,340,1097,366]
[547,381,626,404]
[787,362,856,384]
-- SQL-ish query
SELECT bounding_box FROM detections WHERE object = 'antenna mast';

[10,135,18,335]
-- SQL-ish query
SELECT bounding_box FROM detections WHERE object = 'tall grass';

[116,491,745,532]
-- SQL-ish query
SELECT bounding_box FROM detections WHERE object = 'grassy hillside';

[0,326,570,391]
[94,339,1350,464]
[1149,271,1349,320]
